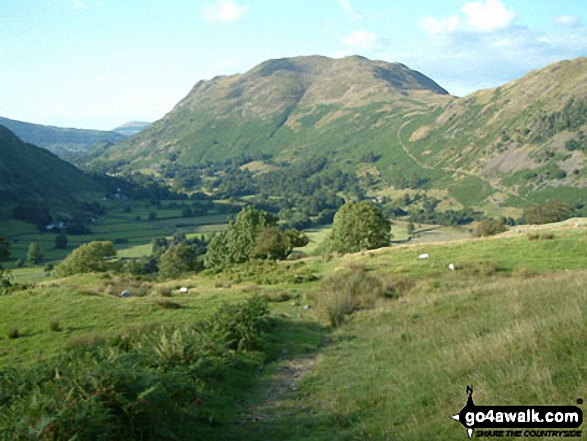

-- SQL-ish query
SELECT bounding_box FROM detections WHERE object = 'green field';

[1,224,586,439]
[0,204,229,275]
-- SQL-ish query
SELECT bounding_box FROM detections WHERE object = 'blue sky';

[1,0,586,130]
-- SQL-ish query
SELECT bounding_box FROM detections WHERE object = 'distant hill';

[0,116,126,159]
[80,55,587,209]
[0,125,103,217]
[112,121,151,136]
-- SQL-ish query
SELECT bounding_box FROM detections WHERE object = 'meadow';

[1,222,586,439]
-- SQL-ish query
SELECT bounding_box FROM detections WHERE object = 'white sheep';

[179,287,188,293]
[418,253,430,259]
[448,263,455,271]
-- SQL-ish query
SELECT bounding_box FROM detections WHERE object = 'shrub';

[527,232,555,241]
[0,296,270,439]
[380,275,416,299]
[6,326,19,339]
[462,261,501,277]
[157,299,182,310]
[315,265,382,328]
[262,291,292,303]
[104,278,153,297]
[49,317,61,332]
[473,218,506,237]
[157,286,173,297]
[68,333,106,350]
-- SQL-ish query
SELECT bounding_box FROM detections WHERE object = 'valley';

[1,54,586,440]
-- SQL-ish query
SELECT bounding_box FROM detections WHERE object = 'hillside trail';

[396,115,528,202]
[236,354,317,426]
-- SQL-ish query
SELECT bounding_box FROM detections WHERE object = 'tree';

[152,237,169,257]
[54,234,68,250]
[0,236,10,261]
[472,218,506,237]
[524,200,573,225]
[204,206,278,270]
[55,241,117,276]
[406,221,415,236]
[327,201,391,253]
[27,242,45,265]
[158,244,202,279]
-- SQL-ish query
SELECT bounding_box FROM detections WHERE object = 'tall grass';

[251,271,587,440]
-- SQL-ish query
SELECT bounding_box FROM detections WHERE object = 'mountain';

[0,116,126,159]
[112,121,151,136]
[0,125,103,217]
[86,55,451,169]
[401,57,587,206]
[81,55,587,209]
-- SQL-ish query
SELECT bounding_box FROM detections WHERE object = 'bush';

[157,300,182,309]
[49,317,61,332]
[68,333,107,350]
[380,275,416,299]
[0,296,270,439]
[6,326,19,339]
[462,261,501,277]
[527,232,555,241]
[157,286,173,297]
[473,218,506,237]
[315,265,383,328]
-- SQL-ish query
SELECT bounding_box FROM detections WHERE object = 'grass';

[1,225,587,439]
[238,271,586,440]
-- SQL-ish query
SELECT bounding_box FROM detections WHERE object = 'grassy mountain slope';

[0,116,126,159]
[401,57,587,207]
[1,224,586,439]
[0,125,102,212]
[86,56,451,172]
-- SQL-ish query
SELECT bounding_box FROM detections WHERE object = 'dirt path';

[236,355,317,425]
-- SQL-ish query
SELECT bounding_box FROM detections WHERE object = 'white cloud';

[333,30,387,58]
[204,0,248,23]
[421,15,459,35]
[421,0,515,36]
[341,30,379,50]
[461,0,515,32]
[339,0,364,21]
[554,15,580,28]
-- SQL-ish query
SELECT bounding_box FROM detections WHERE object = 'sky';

[0,0,586,130]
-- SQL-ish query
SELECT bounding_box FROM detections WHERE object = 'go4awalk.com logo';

[451,386,584,438]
